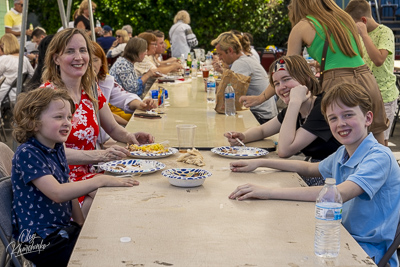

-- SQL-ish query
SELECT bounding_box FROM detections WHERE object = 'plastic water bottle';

[206,73,216,103]
[191,62,197,78]
[314,178,343,258]
[224,84,236,116]
[96,20,101,28]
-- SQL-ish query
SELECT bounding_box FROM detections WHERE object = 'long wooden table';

[69,77,376,266]
[68,151,374,267]
[125,77,277,149]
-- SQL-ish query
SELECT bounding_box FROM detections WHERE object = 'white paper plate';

[99,159,165,174]
[129,147,178,159]
[161,168,212,187]
[211,146,268,159]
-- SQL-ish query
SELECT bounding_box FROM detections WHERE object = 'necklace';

[300,97,315,125]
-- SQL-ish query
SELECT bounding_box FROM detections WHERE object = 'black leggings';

[22,222,81,267]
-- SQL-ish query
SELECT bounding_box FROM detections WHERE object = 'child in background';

[229,83,400,267]
[345,0,398,146]
[225,55,341,185]
[11,88,138,267]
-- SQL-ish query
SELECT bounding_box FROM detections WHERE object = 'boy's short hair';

[153,30,164,38]
[12,88,75,144]
[32,27,46,39]
[321,83,372,119]
[345,0,372,20]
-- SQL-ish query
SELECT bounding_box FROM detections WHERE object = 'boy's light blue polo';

[319,133,400,267]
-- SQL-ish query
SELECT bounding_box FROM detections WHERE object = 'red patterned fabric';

[40,81,106,204]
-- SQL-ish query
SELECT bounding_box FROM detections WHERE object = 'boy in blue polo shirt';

[229,82,400,266]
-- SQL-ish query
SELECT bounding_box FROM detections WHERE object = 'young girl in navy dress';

[11,88,137,267]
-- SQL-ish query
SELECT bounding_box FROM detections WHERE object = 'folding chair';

[0,176,22,267]
[377,218,400,267]
[0,73,29,135]
[390,74,400,137]
[0,142,13,178]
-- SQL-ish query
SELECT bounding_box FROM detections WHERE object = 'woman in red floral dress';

[40,28,154,216]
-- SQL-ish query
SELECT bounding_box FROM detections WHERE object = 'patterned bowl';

[161,168,212,187]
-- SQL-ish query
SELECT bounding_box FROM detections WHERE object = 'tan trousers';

[322,64,389,134]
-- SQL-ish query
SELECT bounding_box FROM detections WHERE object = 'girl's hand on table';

[223,131,245,146]
[230,159,258,172]
[229,183,269,200]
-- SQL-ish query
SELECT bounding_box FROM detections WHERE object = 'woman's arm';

[98,103,154,145]
[64,146,130,165]
[277,86,317,158]
[71,198,84,226]
[224,117,281,146]
[287,20,316,55]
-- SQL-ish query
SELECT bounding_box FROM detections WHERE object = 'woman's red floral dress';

[41,81,106,204]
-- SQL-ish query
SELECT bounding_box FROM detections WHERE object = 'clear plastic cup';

[176,124,197,153]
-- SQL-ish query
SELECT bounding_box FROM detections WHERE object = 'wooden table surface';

[68,151,375,267]
[125,77,276,150]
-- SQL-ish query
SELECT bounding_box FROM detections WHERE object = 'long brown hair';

[42,28,98,110]
[92,41,108,81]
[269,55,322,96]
[288,0,363,57]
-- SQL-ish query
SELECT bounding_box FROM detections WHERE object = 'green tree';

[29,0,291,50]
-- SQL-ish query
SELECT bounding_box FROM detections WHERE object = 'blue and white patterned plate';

[129,147,178,159]
[211,146,268,159]
[99,159,165,174]
[162,168,212,179]
[162,168,212,187]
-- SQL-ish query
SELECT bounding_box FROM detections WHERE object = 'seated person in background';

[153,30,179,64]
[0,33,34,106]
[107,29,129,58]
[109,37,155,97]
[231,30,259,62]
[225,55,340,185]
[211,31,278,124]
[345,0,398,147]
[92,41,156,142]
[96,25,116,54]
[244,32,260,63]
[74,0,102,37]
[229,82,400,267]
[25,35,54,91]
[134,32,181,94]
[25,27,47,64]
[11,88,138,267]
[122,24,133,39]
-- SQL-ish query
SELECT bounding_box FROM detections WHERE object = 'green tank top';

[307,16,364,70]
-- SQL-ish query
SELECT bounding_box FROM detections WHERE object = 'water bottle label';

[315,204,342,221]
[207,82,216,88]
[224,92,235,99]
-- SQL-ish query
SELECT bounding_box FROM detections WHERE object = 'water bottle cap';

[325,178,336,185]
[227,83,231,86]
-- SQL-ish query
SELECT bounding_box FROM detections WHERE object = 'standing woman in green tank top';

[240,0,388,144]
